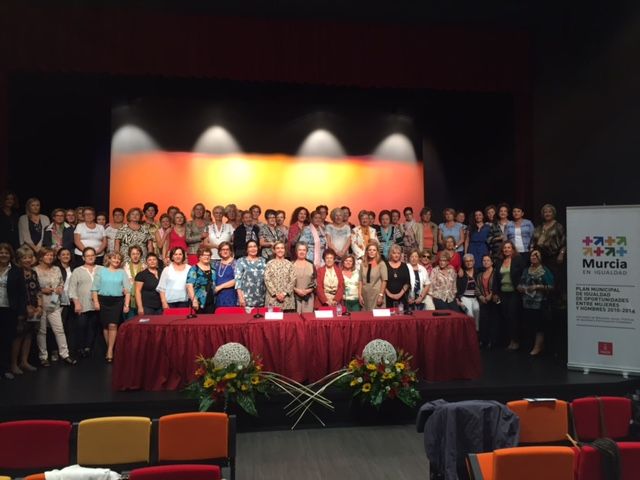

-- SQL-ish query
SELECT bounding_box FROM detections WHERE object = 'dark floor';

[2,348,638,425]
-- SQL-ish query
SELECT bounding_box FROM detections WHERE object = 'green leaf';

[199,396,214,412]
[236,394,258,416]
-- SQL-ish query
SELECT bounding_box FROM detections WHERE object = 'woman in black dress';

[135,252,163,315]
[384,244,411,310]
[11,246,42,374]
[0,191,20,250]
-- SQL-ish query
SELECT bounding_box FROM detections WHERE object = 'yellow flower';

[383,372,395,380]
[362,383,372,392]
[366,363,377,371]
[251,375,261,385]
[350,379,359,387]
[203,377,215,388]
[395,362,405,371]
[241,384,249,391]
[223,372,238,380]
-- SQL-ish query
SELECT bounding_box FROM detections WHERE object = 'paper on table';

[314,310,334,319]
[372,309,392,317]
[265,311,284,320]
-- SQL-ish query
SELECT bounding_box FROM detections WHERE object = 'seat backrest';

[163,308,190,316]
[575,442,640,480]
[158,412,229,461]
[77,416,151,465]
[129,464,222,480]
[571,398,601,441]
[618,442,640,480]
[507,400,569,443]
[601,397,632,439]
[215,307,249,314]
[494,446,574,480]
[0,420,71,469]
[23,475,46,480]
[572,396,632,441]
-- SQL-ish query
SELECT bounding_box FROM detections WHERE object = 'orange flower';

[194,367,205,378]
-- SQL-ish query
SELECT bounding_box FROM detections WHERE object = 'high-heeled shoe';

[105,356,113,364]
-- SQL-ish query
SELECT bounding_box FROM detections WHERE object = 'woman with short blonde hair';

[91,251,130,362]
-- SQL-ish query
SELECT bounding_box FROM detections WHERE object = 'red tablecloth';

[112,310,482,391]
[112,314,307,391]
[301,310,482,382]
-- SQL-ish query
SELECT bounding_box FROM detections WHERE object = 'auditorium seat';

[574,442,640,480]
[157,412,236,480]
[162,308,191,316]
[571,396,633,441]
[129,464,222,480]
[468,446,575,480]
[0,420,71,473]
[506,399,570,444]
[77,416,151,467]
[23,475,45,480]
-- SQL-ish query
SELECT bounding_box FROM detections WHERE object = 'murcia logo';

[582,236,628,270]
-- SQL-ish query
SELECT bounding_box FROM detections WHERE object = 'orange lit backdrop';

[110,152,424,218]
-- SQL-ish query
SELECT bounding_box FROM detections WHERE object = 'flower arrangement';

[336,340,421,408]
[185,342,333,424]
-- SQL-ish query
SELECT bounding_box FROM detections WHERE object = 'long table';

[112,311,481,391]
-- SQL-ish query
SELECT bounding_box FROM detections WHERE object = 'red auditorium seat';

[129,464,222,480]
[571,396,632,441]
[574,442,640,480]
[0,420,72,470]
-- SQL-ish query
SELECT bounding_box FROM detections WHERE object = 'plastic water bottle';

[336,303,343,317]
[397,302,404,316]
[268,305,274,314]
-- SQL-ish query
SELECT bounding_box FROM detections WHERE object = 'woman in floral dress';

[235,240,266,309]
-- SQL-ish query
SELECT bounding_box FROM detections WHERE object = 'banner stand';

[567,205,640,378]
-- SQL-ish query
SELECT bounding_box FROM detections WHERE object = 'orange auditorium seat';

[507,399,569,443]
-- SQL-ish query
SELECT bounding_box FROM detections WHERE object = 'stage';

[2,348,638,431]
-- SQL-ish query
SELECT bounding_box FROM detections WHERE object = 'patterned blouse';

[264,258,296,310]
[429,266,458,303]
[351,226,378,260]
[34,265,63,311]
[299,225,327,267]
[115,224,152,263]
[259,225,287,260]
[187,264,217,307]
[235,257,267,307]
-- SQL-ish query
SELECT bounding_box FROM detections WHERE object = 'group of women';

[0,191,567,379]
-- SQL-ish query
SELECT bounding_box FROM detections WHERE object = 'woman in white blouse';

[341,254,360,312]
[157,247,190,309]
[325,208,351,264]
[203,205,234,260]
[407,249,433,311]
[73,207,107,266]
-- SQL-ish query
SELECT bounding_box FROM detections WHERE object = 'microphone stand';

[187,298,198,319]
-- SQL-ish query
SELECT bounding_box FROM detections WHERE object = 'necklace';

[217,260,232,278]
[210,222,226,241]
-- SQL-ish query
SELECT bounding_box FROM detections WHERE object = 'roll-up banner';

[567,205,640,376]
